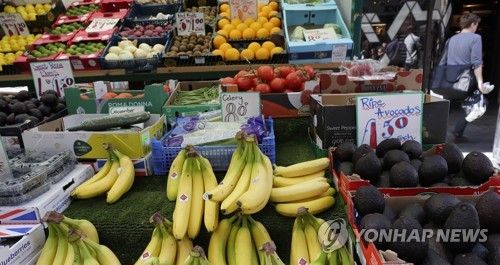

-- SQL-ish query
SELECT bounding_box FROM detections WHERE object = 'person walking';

[404,25,421,70]
[438,13,486,141]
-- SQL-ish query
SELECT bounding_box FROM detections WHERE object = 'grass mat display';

[63,117,347,264]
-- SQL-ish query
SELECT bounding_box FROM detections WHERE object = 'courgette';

[66,111,151,131]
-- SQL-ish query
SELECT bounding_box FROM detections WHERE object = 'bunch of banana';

[204,132,273,216]
[207,214,285,265]
[290,207,354,265]
[270,157,335,217]
[183,246,212,265]
[36,217,120,265]
[71,143,135,204]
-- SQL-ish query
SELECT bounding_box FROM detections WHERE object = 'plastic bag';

[462,90,488,122]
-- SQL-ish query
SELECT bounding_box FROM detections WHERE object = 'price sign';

[176,13,205,36]
[86,18,120,33]
[331,44,348,62]
[30,60,75,98]
[0,13,30,37]
[221,92,261,122]
[356,92,423,148]
[230,0,258,21]
[303,28,337,42]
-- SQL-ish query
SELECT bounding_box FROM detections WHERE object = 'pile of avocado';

[0,90,66,127]
[50,22,86,35]
[353,185,500,264]
[28,43,68,58]
[334,139,495,188]
[67,42,106,56]
[65,4,100,16]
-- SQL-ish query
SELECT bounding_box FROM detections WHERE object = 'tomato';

[303,65,315,80]
[295,69,309,82]
[278,66,294,79]
[284,72,302,91]
[257,66,275,82]
[255,83,271,94]
[221,77,236,85]
[237,77,253,91]
[299,82,306,91]
[284,89,295,93]
[300,90,313,106]
[234,70,249,80]
[269,78,285,93]
[252,78,260,89]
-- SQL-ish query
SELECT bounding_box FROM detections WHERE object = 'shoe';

[452,133,468,143]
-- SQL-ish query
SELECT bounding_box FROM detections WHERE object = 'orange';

[247,42,261,53]
[243,17,255,26]
[270,46,283,56]
[269,17,281,28]
[269,1,279,11]
[240,49,255,60]
[261,6,272,16]
[270,27,281,35]
[229,29,242,39]
[255,48,270,60]
[103,92,118,98]
[249,22,262,32]
[258,12,267,18]
[256,28,270,39]
[217,29,229,38]
[262,22,275,32]
[242,28,256,39]
[258,3,265,11]
[213,35,227,49]
[262,41,276,51]
[236,23,248,32]
[256,16,268,25]
[231,18,242,27]
[218,18,230,29]
[223,24,235,33]
[225,48,240,60]
[219,12,230,19]
[268,10,278,18]
[212,49,224,59]
[220,3,229,12]
[219,43,232,53]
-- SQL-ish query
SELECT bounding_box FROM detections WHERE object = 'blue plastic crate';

[117,18,174,39]
[152,118,276,174]
[283,5,353,64]
[127,2,182,22]
[280,0,336,10]
[98,34,171,71]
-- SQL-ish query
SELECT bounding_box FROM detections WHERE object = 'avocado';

[58,96,66,105]
[354,153,382,182]
[43,89,59,97]
[38,105,51,116]
[425,223,455,263]
[24,116,40,125]
[388,216,428,263]
[383,150,410,170]
[424,193,461,225]
[439,143,464,174]
[475,191,500,233]
[11,102,28,115]
[338,161,354,176]
[430,182,449,187]
[375,170,391,188]
[383,204,397,223]
[352,144,374,166]
[471,243,489,261]
[16,90,31,102]
[41,94,58,107]
[353,185,385,216]
[485,234,500,252]
[462,152,494,185]
[399,203,426,225]
[5,113,15,125]
[0,100,9,114]
[454,253,487,265]
[418,155,448,187]
[360,213,391,250]
[28,109,44,121]
[334,142,357,162]
[15,114,29,124]
[52,103,66,113]
[376,138,401,157]
[443,202,480,253]
[401,140,423,159]
[489,246,500,265]
[9,99,18,105]
[0,112,6,126]
[30,98,40,106]
[421,249,451,265]
[410,158,422,171]
[448,173,474,187]
[25,103,37,110]
[390,161,419,188]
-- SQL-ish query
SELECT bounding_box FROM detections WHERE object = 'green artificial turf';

[63,117,347,264]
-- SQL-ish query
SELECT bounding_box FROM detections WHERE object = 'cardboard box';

[0,164,94,224]
[22,114,166,159]
[163,81,221,124]
[65,85,169,114]
[0,224,45,265]
[319,69,423,93]
[80,151,154,177]
[310,93,449,149]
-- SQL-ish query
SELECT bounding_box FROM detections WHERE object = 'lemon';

[270,47,284,56]
[2,36,9,41]
[242,28,256,39]
[249,22,262,32]
[231,18,242,27]
[225,48,240,61]
[229,29,242,39]
[255,48,270,60]
[212,35,227,49]
[256,28,269,39]
[247,42,261,53]
[44,3,52,12]
[244,17,255,26]
[36,9,46,15]
[35,4,43,10]
[218,43,232,53]
[218,18,230,30]
[240,49,254,60]
[28,13,37,21]
[217,29,229,38]
[16,51,23,56]
[262,41,276,52]
[222,24,235,33]
[16,6,25,12]
[236,23,248,32]
[26,4,34,9]
[212,49,224,59]
[269,17,281,28]
[21,13,29,21]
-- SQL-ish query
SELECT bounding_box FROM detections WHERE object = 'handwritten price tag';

[0,13,30,37]
[230,0,258,21]
[303,28,337,42]
[30,60,75,98]
[220,92,261,122]
[86,18,120,33]
[176,13,205,36]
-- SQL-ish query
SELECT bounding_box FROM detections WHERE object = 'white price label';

[176,13,205,36]
[220,92,261,122]
[230,0,258,21]
[86,18,120,33]
[331,44,348,62]
[0,13,30,37]
[303,28,337,42]
[30,60,75,98]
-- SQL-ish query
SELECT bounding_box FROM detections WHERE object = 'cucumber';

[66,112,151,131]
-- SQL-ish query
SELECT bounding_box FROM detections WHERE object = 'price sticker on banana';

[230,0,258,21]
[30,60,75,98]
[176,12,205,36]
[0,13,30,37]
[303,28,337,42]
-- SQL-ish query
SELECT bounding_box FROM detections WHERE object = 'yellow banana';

[234,217,253,265]
[226,217,241,265]
[173,157,193,240]
[270,179,330,203]
[61,215,99,244]
[227,132,244,173]
[188,158,204,239]
[135,224,162,265]
[274,158,330,178]
[167,148,188,201]
[220,143,254,215]
[272,171,326,187]
[199,157,219,232]
[205,141,250,202]
[71,150,113,196]
[52,223,69,265]
[157,222,177,265]
[175,235,193,265]
[83,236,121,265]
[72,156,120,199]
[71,239,83,265]
[310,250,328,265]
[303,216,322,262]
[247,215,271,251]
[75,238,100,265]
[288,187,335,203]
[36,222,58,265]
[208,215,238,265]
[141,257,160,265]
[275,196,335,217]
[290,217,309,265]
[63,243,75,265]
[106,148,135,204]
[337,245,354,265]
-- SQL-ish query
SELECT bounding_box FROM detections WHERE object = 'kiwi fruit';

[167,34,214,58]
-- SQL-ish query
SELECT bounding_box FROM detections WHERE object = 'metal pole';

[422,0,436,93]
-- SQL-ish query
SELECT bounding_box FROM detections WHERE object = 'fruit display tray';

[0,182,51,206]
[11,150,76,183]
[117,18,174,39]
[0,167,48,196]
[126,2,182,22]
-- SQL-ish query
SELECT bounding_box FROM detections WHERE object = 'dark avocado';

[354,152,382,182]
[420,249,451,265]
[16,90,31,101]
[439,142,464,174]
[398,203,426,225]
[443,202,480,254]
[353,185,385,216]
[5,113,15,125]
[462,152,494,185]
[52,103,66,113]
[28,109,43,121]
[401,139,423,159]
[453,253,487,265]
[11,102,28,115]
[41,94,58,107]
[30,98,40,106]
[388,216,428,263]
[352,144,374,166]
[38,105,51,116]
[375,170,391,188]
[424,193,461,225]
[475,191,500,233]
[338,161,354,176]
[410,158,422,171]
[0,112,6,126]
[14,114,29,124]
[334,142,357,162]
[383,150,410,170]
[390,161,419,188]
[376,138,401,157]
[489,246,500,265]
[418,155,448,187]
[43,89,59,97]
[360,213,392,250]
[0,100,9,114]
[471,243,489,261]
